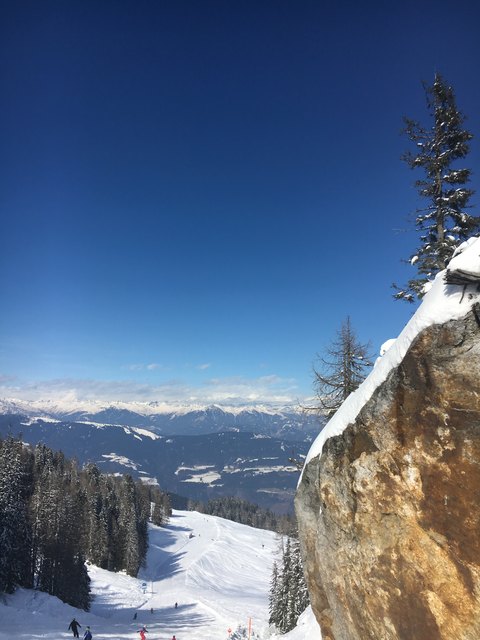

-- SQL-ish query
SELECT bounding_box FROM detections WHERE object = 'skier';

[68,618,81,638]
[138,625,148,640]
[174,602,178,609]
[171,636,176,640]
[83,626,92,640]
[133,612,137,620]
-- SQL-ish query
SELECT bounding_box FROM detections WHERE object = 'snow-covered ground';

[0,510,321,639]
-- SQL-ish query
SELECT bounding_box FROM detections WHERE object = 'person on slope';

[68,618,81,638]
[138,625,148,640]
[83,626,92,640]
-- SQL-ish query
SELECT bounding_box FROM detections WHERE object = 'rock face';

[295,307,480,640]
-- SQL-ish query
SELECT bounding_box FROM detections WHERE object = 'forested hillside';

[0,436,170,610]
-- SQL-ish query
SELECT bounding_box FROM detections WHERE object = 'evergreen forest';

[0,436,171,610]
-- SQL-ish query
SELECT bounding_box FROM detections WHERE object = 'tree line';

[0,435,171,610]
[187,496,297,536]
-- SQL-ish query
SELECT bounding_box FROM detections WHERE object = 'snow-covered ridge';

[302,236,480,475]
[0,398,321,443]
[0,397,303,419]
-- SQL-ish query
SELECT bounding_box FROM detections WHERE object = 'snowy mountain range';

[0,399,323,513]
[0,398,323,441]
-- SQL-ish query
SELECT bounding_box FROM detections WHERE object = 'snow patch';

[131,427,161,440]
[101,454,139,470]
[180,470,222,485]
[175,464,216,475]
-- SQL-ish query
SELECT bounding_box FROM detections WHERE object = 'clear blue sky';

[1,0,480,406]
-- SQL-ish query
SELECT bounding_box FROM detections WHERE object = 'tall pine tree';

[394,73,478,301]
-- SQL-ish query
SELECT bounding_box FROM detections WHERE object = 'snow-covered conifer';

[269,536,310,633]
[290,538,309,623]
[395,73,478,301]
[268,561,280,627]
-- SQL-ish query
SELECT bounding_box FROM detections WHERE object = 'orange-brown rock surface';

[295,307,480,639]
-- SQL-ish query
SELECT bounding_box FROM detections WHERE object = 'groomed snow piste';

[0,509,321,639]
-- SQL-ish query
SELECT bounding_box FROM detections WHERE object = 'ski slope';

[0,510,321,639]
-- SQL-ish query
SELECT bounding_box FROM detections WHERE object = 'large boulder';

[296,241,480,640]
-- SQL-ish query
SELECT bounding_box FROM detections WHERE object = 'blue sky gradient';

[1,0,480,405]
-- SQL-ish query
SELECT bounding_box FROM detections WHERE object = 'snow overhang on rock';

[300,235,480,481]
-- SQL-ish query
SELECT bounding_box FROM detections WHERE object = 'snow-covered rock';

[296,236,480,639]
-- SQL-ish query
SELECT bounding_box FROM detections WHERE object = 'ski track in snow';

[0,510,321,639]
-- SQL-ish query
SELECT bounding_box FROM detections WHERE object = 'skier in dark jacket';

[68,618,81,638]
[83,626,92,640]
